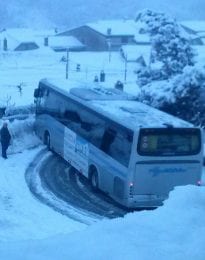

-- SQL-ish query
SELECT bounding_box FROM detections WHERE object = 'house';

[180,21,205,45]
[58,20,138,51]
[0,29,40,51]
[45,35,85,52]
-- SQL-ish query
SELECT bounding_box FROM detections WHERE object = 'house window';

[121,37,128,44]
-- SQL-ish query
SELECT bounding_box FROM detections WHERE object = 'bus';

[34,78,203,208]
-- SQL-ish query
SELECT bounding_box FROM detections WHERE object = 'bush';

[138,66,205,127]
[136,9,195,83]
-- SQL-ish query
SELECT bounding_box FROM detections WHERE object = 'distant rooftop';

[87,20,137,36]
[48,36,84,49]
[181,20,205,32]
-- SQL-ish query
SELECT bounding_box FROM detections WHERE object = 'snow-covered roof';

[1,28,37,43]
[0,28,40,50]
[193,45,205,64]
[48,36,84,49]
[40,78,134,101]
[0,33,19,50]
[120,45,151,63]
[87,20,136,36]
[181,20,205,33]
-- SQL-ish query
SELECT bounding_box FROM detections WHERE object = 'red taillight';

[197,180,202,186]
[129,182,134,196]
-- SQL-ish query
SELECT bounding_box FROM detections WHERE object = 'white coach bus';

[34,78,203,208]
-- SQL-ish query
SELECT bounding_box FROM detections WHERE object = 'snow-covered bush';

[138,66,205,126]
[135,9,195,84]
[0,116,41,154]
[5,105,35,117]
[161,66,205,126]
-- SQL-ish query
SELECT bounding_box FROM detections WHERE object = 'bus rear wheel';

[90,169,99,191]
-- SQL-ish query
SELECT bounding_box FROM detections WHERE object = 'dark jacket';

[0,126,11,146]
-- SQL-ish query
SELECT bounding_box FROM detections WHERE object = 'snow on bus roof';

[41,78,135,100]
[89,100,192,130]
[41,78,192,130]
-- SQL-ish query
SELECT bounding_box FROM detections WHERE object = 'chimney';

[44,37,49,46]
[107,28,112,35]
[3,38,7,51]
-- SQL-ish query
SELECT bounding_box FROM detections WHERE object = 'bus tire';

[68,166,77,183]
[44,131,51,150]
[90,169,99,191]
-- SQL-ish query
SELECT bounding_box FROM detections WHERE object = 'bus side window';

[64,110,81,123]
[105,130,133,167]
[81,121,92,131]
[100,128,116,153]
[46,89,50,96]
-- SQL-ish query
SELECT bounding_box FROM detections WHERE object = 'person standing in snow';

[0,122,11,159]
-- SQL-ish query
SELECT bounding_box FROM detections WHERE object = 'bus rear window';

[137,128,201,156]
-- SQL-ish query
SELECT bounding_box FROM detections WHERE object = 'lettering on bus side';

[149,166,186,177]
[64,127,89,175]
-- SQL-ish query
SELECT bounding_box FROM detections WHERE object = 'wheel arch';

[43,130,52,150]
[88,164,99,180]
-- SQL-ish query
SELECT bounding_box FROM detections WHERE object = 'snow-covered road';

[25,148,126,223]
[0,146,87,242]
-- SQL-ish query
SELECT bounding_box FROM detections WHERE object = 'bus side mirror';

[34,88,40,98]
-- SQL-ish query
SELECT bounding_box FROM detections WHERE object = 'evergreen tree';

[136,9,195,82]
[139,66,205,126]
[161,66,205,126]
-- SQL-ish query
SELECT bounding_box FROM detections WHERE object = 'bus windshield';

[137,128,201,156]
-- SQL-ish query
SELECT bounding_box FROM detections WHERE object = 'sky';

[1,0,205,29]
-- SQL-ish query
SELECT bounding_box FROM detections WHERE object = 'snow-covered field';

[0,44,205,259]
[0,49,139,109]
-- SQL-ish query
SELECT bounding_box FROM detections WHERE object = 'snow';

[90,100,192,129]
[120,45,151,63]
[0,49,139,108]
[47,35,84,50]
[87,19,137,36]
[181,20,205,33]
[0,27,205,259]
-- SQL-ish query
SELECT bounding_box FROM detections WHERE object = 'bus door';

[133,128,202,196]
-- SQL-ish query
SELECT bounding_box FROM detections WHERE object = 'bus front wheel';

[44,131,51,150]
[90,169,99,191]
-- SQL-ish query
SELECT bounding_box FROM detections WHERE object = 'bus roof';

[39,78,193,131]
[88,100,193,130]
[40,78,135,101]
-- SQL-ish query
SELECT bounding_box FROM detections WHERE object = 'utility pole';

[124,55,127,83]
[66,48,69,79]
[107,39,111,63]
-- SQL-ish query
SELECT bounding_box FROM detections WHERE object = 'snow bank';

[0,116,41,154]
[0,148,85,243]
[0,185,204,260]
